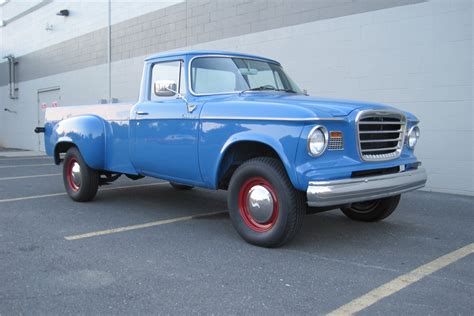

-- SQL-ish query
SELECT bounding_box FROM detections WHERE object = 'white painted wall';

[1,0,42,22]
[0,64,109,150]
[185,0,473,195]
[0,0,183,57]
[0,0,472,195]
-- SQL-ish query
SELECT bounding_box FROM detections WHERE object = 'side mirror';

[153,79,196,113]
[303,89,309,96]
[154,80,177,97]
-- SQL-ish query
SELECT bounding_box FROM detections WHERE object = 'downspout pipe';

[3,55,18,99]
[107,0,112,103]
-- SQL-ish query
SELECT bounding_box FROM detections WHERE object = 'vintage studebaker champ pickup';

[40,50,427,247]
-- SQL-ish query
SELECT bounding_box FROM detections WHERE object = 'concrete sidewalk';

[0,147,45,158]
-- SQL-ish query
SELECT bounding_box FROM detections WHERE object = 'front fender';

[50,115,106,170]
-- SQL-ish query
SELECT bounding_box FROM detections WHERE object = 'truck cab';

[41,50,427,247]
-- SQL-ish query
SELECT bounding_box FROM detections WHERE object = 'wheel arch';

[215,135,298,190]
[53,140,75,165]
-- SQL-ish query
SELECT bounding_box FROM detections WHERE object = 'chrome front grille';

[357,111,406,161]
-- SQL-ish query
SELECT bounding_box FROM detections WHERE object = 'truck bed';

[45,103,137,175]
[45,103,134,122]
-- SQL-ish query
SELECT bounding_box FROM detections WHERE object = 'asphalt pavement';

[0,155,472,314]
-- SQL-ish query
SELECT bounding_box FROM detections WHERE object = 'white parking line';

[0,182,167,203]
[0,163,54,169]
[65,210,226,241]
[328,243,474,315]
[0,173,61,181]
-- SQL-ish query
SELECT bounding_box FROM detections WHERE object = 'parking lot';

[0,154,473,314]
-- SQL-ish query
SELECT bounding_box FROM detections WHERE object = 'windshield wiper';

[239,85,277,95]
[276,88,298,93]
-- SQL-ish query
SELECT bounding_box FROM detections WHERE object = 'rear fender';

[50,115,106,169]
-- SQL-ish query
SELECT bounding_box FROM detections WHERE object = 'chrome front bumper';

[307,167,427,207]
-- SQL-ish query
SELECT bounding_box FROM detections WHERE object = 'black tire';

[340,195,401,222]
[63,147,99,202]
[228,157,306,248]
[170,182,194,190]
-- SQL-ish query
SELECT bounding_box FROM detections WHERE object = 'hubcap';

[238,177,279,232]
[71,162,81,188]
[67,159,81,192]
[247,185,274,224]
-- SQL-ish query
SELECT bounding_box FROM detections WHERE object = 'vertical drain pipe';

[107,0,112,103]
[4,55,18,99]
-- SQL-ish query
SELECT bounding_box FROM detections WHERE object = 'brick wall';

[1,0,424,85]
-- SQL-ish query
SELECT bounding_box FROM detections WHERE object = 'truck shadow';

[93,182,228,215]
[93,182,424,249]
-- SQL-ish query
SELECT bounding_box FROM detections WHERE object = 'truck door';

[131,59,203,185]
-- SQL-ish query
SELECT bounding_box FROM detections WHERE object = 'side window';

[150,60,182,101]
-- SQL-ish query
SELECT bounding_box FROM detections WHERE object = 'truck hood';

[202,93,419,122]
[240,93,399,118]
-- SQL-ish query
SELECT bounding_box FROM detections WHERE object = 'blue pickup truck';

[40,50,427,247]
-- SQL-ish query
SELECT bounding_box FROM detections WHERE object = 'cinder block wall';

[0,0,472,195]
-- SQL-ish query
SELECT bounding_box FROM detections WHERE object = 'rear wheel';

[228,157,306,248]
[170,182,194,190]
[63,147,99,202]
[340,195,401,222]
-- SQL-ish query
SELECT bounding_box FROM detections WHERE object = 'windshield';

[190,57,302,95]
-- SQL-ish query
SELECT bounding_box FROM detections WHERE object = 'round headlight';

[407,125,420,149]
[308,126,328,157]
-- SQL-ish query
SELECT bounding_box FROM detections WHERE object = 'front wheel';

[340,195,401,222]
[63,147,99,202]
[228,158,306,248]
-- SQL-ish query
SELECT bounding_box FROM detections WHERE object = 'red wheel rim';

[66,158,81,192]
[238,177,279,232]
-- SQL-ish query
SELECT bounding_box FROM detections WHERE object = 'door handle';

[135,111,149,116]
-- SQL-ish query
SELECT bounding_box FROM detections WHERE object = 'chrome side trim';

[307,167,427,207]
[200,116,345,122]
